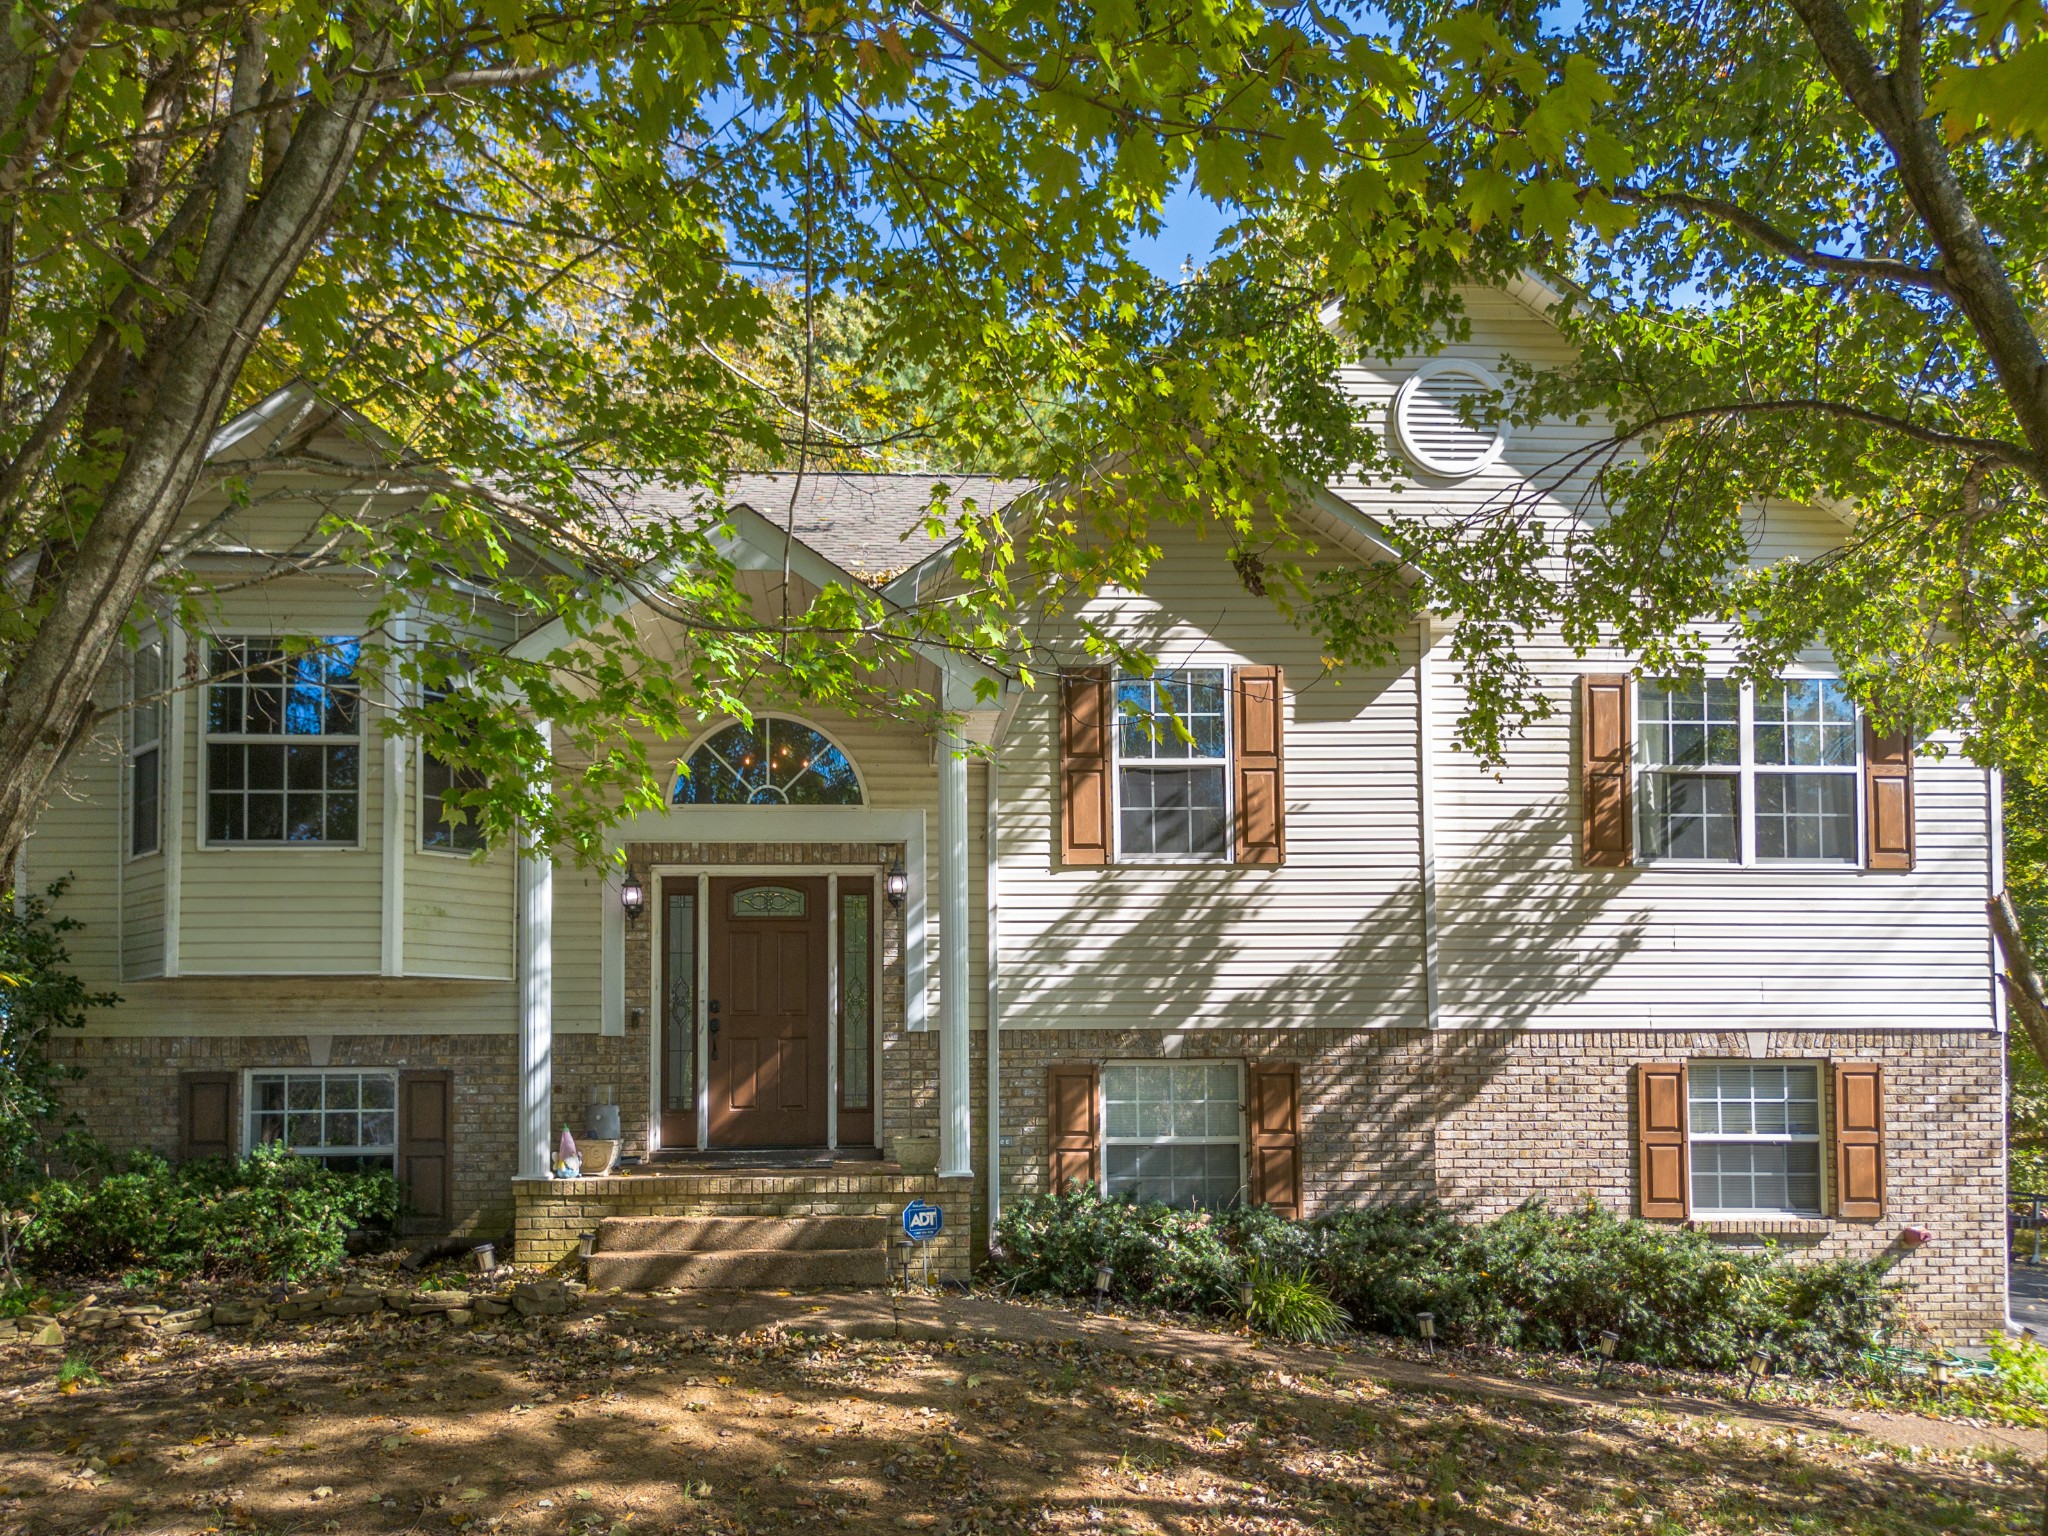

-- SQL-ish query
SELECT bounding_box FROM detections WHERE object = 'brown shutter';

[1833,1062,1886,1218]
[178,1071,234,1162]
[1581,675,1633,867]
[1059,669,1112,867]
[1046,1063,1099,1193]
[1636,1062,1689,1219]
[398,1071,455,1234]
[1864,724,1914,870]
[1233,666,1286,865]
[1247,1062,1302,1219]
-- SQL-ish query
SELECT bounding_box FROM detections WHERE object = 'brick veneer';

[514,1169,975,1276]
[993,1026,2007,1342]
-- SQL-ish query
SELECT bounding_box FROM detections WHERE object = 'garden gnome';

[555,1125,582,1179]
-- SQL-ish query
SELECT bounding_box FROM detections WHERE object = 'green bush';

[20,1143,398,1283]
[1245,1261,1348,1343]
[990,1189,1906,1376]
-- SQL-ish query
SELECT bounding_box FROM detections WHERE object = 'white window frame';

[1110,667,1234,864]
[1635,675,1865,868]
[417,686,487,856]
[126,635,164,860]
[1686,1059,1827,1218]
[242,1067,400,1171]
[199,634,366,851]
[1099,1059,1247,1209]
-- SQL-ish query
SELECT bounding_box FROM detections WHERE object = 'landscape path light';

[1595,1329,1620,1386]
[1416,1311,1436,1359]
[1093,1263,1114,1311]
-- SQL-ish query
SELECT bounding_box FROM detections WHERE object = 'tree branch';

[1610,187,1955,298]
[0,1,115,206]
[1625,397,2038,470]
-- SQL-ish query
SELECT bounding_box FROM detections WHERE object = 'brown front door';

[708,877,829,1146]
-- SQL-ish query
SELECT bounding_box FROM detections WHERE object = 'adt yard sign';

[902,1200,943,1243]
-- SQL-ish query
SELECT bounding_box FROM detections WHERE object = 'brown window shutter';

[1581,675,1633,867]
[1636,1062,1689,1219]
[178,1071,234,1162]
[1046,1063,1099,1193]
[1233,666,1286,865]
[398,1071,455,1234]
[1863,724,1914,871]
[1833,1062,1886,1218]
[1059,669,1112,867]
[1247,1062,1302,1219]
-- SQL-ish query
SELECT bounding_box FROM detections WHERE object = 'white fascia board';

[206,380,416,467]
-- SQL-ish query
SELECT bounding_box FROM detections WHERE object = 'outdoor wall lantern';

[883,858,909,910]
[620,870,646,924]
[1595,1329,1620,1385]
[1416,1311,1436,1359]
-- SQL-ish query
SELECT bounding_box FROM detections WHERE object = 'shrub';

[989,1189,1907,1376]
[20,1143,398,1283]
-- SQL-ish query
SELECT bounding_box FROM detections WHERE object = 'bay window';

[204,637,362,846]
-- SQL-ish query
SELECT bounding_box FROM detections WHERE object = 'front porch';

[514,1162,975,1279]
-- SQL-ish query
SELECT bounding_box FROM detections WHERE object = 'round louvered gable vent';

[1390,361,1509,478]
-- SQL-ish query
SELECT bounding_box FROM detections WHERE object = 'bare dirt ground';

[0,1291,2042,1536]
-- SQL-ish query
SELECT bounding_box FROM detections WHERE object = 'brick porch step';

[586,1215,891,1291]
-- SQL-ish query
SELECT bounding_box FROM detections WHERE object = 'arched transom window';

[673,718,863,805]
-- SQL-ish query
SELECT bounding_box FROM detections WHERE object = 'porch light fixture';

[619,870,646,924]
[883,858,909,910]
[1595,1329,1620,1386]
[1416,1311,1436,1358]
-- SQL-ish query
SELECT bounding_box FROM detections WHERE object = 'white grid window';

[1102,1063,1242,1209]
[1115,670,1229,858]
[128,638,164,858]
[1637,677,1861,866]
[247,1069,397,1174]
[205,637,362,845]
[420,687,486,853]
[1689,1062,1822,1215]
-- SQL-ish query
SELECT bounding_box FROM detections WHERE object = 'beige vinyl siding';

[121,852,166,980]
[1427,636,1994,1029]
[406,760,517,979]
[552,864,604,1034]
[994,520,1428,1031]
[177,578,386,975]
[82,977,517,1037]
[23,727,123,988]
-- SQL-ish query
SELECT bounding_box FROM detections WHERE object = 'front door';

[708,877,829,1146]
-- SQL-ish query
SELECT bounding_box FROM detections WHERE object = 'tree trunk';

[1987,892,2048,1075]
[0,33,395,862]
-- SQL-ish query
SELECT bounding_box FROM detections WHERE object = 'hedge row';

[990,1188,1905,1375]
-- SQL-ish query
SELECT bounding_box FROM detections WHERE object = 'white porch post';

[936,716,972,1178]
[517,723,554,1180]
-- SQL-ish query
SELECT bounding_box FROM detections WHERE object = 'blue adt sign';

[902,1200,943,1243]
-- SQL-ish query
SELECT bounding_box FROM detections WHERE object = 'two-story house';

[23,282,2008,1338]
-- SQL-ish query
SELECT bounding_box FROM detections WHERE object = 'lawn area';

[0,1301,2039,1536]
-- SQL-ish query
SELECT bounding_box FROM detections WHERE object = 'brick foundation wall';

[52,1032,523,1237]
[993,1026,2007,1343]
[514,1170,975,1277]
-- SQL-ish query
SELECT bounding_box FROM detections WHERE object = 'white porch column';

[936,715,973,1178]
[517,724,554,1180]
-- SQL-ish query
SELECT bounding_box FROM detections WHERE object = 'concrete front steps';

[586,1215,890,1291]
